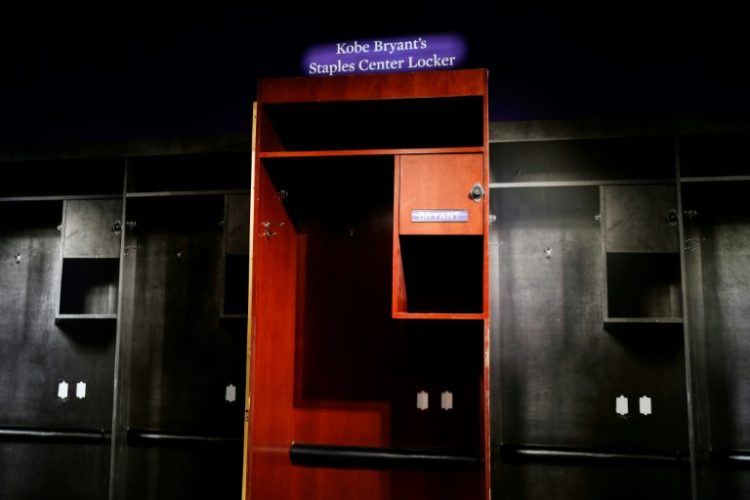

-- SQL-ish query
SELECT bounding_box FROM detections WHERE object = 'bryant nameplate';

[411,209,468,223]
[303,34,466,76]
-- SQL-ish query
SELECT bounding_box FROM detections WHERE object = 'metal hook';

[684,238,701,252]
[261,221,285,240]
[123,244,142,256]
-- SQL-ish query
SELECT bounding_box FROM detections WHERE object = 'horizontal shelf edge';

[290,443,481,470]
[0,194,122,202]
[219,314,248,320]
[605,250,680,254]
[489,178,676,189]
[126,189,249,198]
[604,317,684,324]
[259,147,485,159]
[62,256,120,260]
[0,191,251,201]
[55,314,118,323]
[393,312,487,320]
[680,175,750,183]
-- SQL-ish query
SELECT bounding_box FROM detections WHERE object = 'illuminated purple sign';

[303,34,467,76]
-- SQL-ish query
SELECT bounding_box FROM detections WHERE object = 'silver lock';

[469,183,485,203]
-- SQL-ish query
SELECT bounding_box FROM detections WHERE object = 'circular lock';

[665,209,679,226]
[470,183,485,203]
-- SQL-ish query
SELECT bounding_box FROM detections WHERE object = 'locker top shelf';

[257,69,488,104]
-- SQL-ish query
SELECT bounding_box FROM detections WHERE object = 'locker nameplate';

[411,209,468,223]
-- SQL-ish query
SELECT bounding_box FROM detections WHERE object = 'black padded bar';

[0,427,109,444]
[289,443,481,470]
[712,449,750,466]
[501,445,689,467]
[127,429,242,448]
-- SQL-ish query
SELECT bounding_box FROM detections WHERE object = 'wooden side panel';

[248,166,297,500]
[392,239,408,315]
[398,154,484,235]
[258,105,284,153]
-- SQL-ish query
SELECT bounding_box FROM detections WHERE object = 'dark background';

[1,3,748,145]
